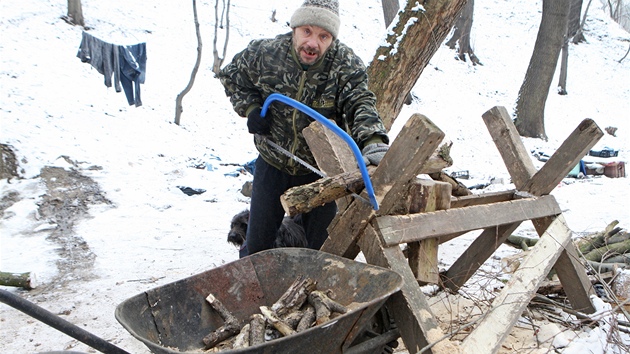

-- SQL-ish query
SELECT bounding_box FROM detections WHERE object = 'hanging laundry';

[76,31,146,107]
[119,43,146,107]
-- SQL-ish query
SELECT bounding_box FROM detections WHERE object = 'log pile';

[202,276,348,352]
[502,220,630,281]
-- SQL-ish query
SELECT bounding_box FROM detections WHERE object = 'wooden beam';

[376,195,561,246]
[523,118,603,196]
[450,190,515,209]
[481,106,537,190]
[406,179,451,284]
[321,114,445,256]
[461,215,573,353]
[358,225,460,354]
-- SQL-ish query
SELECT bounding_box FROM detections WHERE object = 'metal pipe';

[0,289,130,354]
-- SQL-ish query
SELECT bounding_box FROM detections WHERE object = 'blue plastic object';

[261,93,379,210]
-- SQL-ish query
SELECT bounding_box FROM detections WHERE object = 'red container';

[604,161,625,178]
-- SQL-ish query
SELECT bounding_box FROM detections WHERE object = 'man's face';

[292,25,333,65]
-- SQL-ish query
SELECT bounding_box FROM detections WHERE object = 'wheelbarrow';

[115,248,403,354]
[1,248,402,354]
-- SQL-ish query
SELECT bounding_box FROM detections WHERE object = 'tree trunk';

[557,0,583,95]
[67,0,85,27]
[514,0,570,139]
[445,0,481,65]
[174,0,202,125]
[368,0,468,131]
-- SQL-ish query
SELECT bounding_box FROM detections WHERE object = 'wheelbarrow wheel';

[347,304,399,354]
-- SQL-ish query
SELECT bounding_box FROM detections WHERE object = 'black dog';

[227,209,308,250]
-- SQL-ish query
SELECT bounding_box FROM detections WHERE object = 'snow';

[1,0,629,353]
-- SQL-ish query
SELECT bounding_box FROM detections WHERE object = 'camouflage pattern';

[219,32,389,176]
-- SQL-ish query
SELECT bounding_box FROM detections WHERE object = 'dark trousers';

[242,157,337,258]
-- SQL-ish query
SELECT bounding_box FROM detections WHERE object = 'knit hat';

[290,0,340,38]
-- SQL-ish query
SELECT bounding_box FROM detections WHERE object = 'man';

[219,0,389,258]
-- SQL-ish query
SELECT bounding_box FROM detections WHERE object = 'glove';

[362,143,389,166]
[247,107,270,135]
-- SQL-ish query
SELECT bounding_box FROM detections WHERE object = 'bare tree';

[514,0,570,139]
[445,0,482,65]
[175,0,202,126]
[212,0,230,75]
[66,0,85,27]
[557,0,583,95]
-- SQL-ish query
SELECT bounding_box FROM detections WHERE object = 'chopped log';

[604,254,630,264]
[429,171,471,197]
[588,261,627,273]
[260,306,296,337]
[282,311,304,329]
[308,290,347,326]
[505,235,539,250]
[296,305,316,332]
[271,276,316,317]
[232,323,250,349]
[583,239,630,262]
[280,145,453,217]
[249,314,265,346]
[0,271,37,290]
[575,220,620,254]
[203,294,242,349]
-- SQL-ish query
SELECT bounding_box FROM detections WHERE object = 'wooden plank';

[358,225,460,354]
[450,190,515,209]
[376,195,561,246]
[407,180,451,284]
[523,118,603,196]
[482,106,537,190]
[321,114,445,256]
[461,215,573,353]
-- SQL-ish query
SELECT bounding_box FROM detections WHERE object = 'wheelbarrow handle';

[261,93,379,210]
[0,289,130,354]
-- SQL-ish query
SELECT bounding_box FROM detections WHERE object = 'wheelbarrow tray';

[115,248,402,354]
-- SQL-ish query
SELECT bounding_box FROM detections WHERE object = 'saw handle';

[261,93,379,210]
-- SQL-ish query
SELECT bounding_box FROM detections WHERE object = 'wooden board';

[375,195,561,246]
[461,215,573,353]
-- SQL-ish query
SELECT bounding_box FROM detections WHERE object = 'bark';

[514,0,570,139]
[174,0,202,125]
[368,0,468,130]
[248,314,265,346]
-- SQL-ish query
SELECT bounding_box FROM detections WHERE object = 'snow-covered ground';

[1,0,629,352]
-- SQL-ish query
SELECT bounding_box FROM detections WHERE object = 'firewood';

[260,306,296,337]
[203,294,241,349]
[296,305,316,332]
[575,220,620,254]
[0,271,37,289]
[249,314,265,346]
[308,290,347,325]
[583,239,630,262]
[232,323,250,349]
[505,235,538,250]
[282,310,304,329]
[271,276,317,317]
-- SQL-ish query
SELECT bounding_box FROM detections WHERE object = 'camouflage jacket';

[219,32,389,176]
